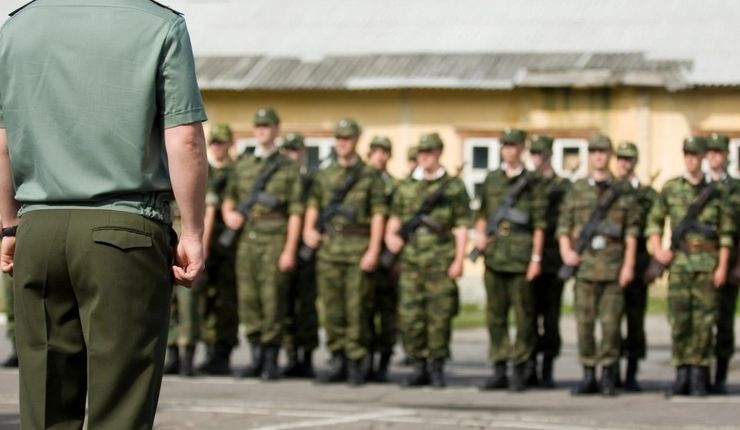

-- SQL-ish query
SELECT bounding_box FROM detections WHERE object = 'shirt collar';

[683,171,711,184]
[412,166,446,181]
[587,173,613,186]
[501,162,525,178]
[708,170,729,182]
[629,177,640,189]
[254,144,278,160]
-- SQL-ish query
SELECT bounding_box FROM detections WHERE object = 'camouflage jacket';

[391,170,471,267]
[557,176,640,282]
[476,168,547,273]
[645,176,735,273]
[224,150,303,237]
[307,157,387,263]
[539,173,572,274]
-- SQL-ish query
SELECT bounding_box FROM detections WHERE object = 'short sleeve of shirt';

[451,178,472,228]
[368,169,389,216]
[644,186,668,238]
[286,165,305,216]
[157,18,207,129]
[307,172,323,209]
[389,182,407,219]
[530,176,548,230]
[623,191,641,238]
[556,185,575,238]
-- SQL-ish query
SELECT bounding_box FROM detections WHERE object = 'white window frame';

[552,138,589,180]
[463,137,501,210]
[730,138,740,179]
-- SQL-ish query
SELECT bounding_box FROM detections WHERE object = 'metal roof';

[195,53,690,91]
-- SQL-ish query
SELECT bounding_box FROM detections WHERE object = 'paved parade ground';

[0,315,738,430]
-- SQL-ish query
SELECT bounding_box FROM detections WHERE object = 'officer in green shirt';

[614,142,657,391]
[558,134,640,396]
[528,134,571,388]
[0,1,209,427]
[366,135,398,382]
[196,124,240,375]
[222,108,304,381]
[646,136,734,397]
[1,273,15,368]
[475,128,546,392]
[704,133,739,394]
[280,132,320,378]
[303,118,387,386]
[385,133,471,388]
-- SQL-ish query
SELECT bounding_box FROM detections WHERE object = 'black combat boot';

[261,344,280,381]
[523,356,539,387]
[282,348,302,378]
[402,359,430,387]
[430,358,446,388]
[347,356,368,386]
[480,361,508,390]
[179,346,195,377]
[203,342,233,376]
[624,358,642,392]
[600,363,617,396]
[509,362,527,392]
[364,352,375,381]
[317,351,347,383]
[571,366,598,395]
[613,359,622,388]
[712,357,730,395]
[540,355,556,389]
[238,343,263,378]
[373,352,392,383]
[163,345,180,375]
[1,345,18,368]
[689,366,709,397]
[668,365,690,396]
[300,348,315,378]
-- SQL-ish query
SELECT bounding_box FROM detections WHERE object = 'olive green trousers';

[14,209,173,430]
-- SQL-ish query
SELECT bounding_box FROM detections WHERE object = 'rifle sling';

[573,184,622,251]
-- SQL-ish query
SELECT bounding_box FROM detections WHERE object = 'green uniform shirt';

[557,177,640,282]
[308,157,387,263]
[646,176,735,273]
[0,0,206,223]
[476,169,547,273]
[391,171,471,267]
[224,150,303,236]
[539,173,572,273]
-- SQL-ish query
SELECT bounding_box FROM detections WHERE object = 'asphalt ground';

[0,315,739,429]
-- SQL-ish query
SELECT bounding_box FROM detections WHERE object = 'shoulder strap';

[327,163,363,206]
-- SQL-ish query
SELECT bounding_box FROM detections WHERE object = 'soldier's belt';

[681,240,718,253]
[250,211,286,221]
[496,221,532,237]
[327,224,370,236]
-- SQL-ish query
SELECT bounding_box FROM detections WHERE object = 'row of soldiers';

[153,108,739,395]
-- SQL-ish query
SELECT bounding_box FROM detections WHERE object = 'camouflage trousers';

[532,272,564,359]
[3,273,13,343]
[399,262,459,360]
[574,280,624,366]
[714,282,739,360]
[283,256,319,353]
[485,270,535,364]
[167,285,201,347]
[195,246,239,347]
[622,279,648,360]
[316,259,372,360]
[369,266,399,355]
[668,271,717,366]
[236,235,289,346]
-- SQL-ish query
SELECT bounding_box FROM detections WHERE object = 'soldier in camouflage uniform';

[614,142,658,391]
[705,133,740,394]
[646,136,734,397]
[222,108,304,381]
[366,136,398,382]
[1,273,16,368]
[528,135,571,388]
[195,124,240,375]
[558,134,639,396]
[385,132,471,388]
[303,118,387,386]
[475,129,546,392]
[280,133,320,378]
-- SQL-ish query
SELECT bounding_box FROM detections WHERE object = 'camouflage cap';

[253,108,280,126]
[615,141,639,159]
[281,132,305,151]
[369,135,392,153]
[334,118,361,138]
[683,136,707,153]
[706,133,730,152]
[501,128,527,144]
[418,132,444,151]
[588,134,613,151]
[407,146,419,160]
[529,135,554,153]
[208,123,233,143]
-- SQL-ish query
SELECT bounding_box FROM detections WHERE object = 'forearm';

[531,228,544,257]
[303,207,319,236]
[558,235,573,257]
[452,226,468,262]
[474,217,486,241]
[649,234,662,253]
[165,124,207,239]
[0,130,19,226]
[221,198,236,216]
[623,236,637,269]
[717,246,730,271]
[283,214,302,254]
[384,217,401,244]
[367,213,385,255]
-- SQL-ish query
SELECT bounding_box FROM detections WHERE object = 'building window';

[305,137,334,170]
[552,138,589,180]
[463,137,501,209]
[730,138,740,178]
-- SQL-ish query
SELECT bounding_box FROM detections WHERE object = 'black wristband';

[1,225,17,237]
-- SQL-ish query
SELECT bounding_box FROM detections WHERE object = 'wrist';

[530,254,542,263]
